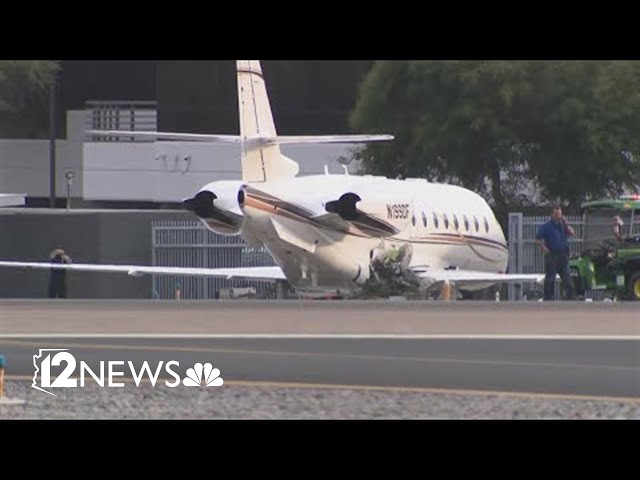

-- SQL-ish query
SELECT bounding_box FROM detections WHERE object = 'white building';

[1,102,359,205]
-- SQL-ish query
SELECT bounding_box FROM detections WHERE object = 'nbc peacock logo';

[182,363,224,387]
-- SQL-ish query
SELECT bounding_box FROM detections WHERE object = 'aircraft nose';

[183,191,217,218]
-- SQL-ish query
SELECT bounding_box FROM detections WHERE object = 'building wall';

[0,111,85,199]
[82,142,359,202]
[0,209,191,298]
[2,104,359,203]
[0,139,84,198]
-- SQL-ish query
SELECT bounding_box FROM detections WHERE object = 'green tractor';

[569,195,640,300]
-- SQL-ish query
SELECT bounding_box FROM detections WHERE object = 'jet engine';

[183,181,245,235]
[324,192,409,237]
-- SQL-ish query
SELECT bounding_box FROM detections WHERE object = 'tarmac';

[1,300,638,399]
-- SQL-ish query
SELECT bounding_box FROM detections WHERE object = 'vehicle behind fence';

[508,213,607,301]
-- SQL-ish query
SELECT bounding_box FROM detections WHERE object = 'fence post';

[151,224,157,299]
[508,213,523,301]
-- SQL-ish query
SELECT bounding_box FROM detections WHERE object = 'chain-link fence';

[151,220,277,299]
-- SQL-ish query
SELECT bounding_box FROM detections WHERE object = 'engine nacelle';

[183,181,245,235]
[325,192,411,237]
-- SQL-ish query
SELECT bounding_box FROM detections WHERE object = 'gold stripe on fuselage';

[243,192,507,263]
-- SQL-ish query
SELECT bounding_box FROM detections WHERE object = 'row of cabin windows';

[411,212,490,233]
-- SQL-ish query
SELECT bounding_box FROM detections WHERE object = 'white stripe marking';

[1,334,638,340]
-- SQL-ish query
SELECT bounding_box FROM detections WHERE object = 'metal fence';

[153,215,607,301]
[507,213,608,300]
[151,220,277,299]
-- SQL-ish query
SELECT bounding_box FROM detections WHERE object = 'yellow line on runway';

[4,375,639,404]
[2,339,638,372]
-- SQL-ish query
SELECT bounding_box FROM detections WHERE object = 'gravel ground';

[1,381,638,420]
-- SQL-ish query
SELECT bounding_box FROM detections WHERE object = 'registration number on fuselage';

[387,204,410,220]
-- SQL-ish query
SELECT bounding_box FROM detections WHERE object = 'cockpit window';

[484,217,490,233]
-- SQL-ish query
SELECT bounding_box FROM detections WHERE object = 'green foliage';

[354,244,420,298]
[0,60,60,112]
[351,61,640,215]
[524,61,639,205]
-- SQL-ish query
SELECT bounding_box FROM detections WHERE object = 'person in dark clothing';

[49,248,72,299]
[536,206,577,301]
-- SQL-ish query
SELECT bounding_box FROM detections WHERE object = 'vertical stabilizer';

[237,60,299,183]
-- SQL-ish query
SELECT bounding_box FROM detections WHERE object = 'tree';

[523,61,640,204]
[0,61,60,112]
[0,61,61,138]
[350,61,639,218]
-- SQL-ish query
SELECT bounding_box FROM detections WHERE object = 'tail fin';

[237,60,299,183]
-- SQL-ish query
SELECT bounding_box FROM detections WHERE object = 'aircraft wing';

[412,268,545,285]
[0,261,286,282]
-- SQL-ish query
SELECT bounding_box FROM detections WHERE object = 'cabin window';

[422,211,428,228]
[484,217,490,233]
[453,214,460,231]
[443,213,450,230]
[474,216,480,232]
[433,212,439,229]
[463,215,470,232]
[411,215,416,227]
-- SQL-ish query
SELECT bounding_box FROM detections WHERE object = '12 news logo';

[33,349,223,396]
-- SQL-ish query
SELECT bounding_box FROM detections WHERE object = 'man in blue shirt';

[536,206,577,301]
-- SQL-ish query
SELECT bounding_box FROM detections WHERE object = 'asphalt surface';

[1,300,638,400]
[1,300,638,335]
[2,337,638,399]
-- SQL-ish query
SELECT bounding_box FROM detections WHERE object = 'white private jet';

[0,60,544,296]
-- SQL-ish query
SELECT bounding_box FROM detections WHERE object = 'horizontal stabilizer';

[86,130,241,143]
[273,135,394,145]
[85,131,393,146]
